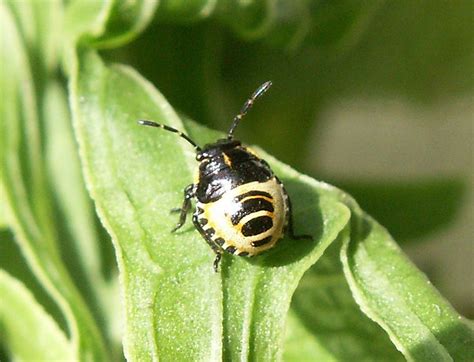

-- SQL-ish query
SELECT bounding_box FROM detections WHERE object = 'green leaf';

[70,48,223,360]
[287,177,474,360]
[70,48,350,359]
[288,233,403,361]
[340,208,474,361]
[0,4,106,360]
[266,170,474,360]
[284,310,338,362]
[0,270,75,361]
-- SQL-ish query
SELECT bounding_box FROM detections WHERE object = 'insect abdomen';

[195,179,287,256]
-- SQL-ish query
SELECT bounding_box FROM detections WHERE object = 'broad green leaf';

[340,208,474,361]
[0,270,74,361]
[0,4,106,360]
[70,49,350,359]
[284,310,337,362]
[70,48,224,360]
[288,233,403,361]
[263,165,474,360]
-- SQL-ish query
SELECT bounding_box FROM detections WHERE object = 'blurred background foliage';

[105,0,473,317]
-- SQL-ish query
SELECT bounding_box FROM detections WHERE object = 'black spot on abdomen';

[241,216,273,237]
[230,198,274,225]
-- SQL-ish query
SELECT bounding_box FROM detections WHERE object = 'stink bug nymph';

[138,81,312,272]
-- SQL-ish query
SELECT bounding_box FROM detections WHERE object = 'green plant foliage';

[0,270,74,360]
[288,237,403,361]
[275,160,474,360]
[0,2,106,360]
[340,211,474,360]
[1,0,472,361]
[70,49,351,359]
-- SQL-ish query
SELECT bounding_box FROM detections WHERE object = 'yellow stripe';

[238,195,274,203]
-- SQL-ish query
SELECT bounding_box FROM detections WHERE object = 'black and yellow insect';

[138,81,311,271]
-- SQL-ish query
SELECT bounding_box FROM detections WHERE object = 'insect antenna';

[227,81,272,139]
[137,120,201,152]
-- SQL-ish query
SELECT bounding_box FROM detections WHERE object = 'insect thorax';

[195,143,273,203]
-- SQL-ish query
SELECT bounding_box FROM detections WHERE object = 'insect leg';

[192,214,223,272]
[171,184,195,232]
